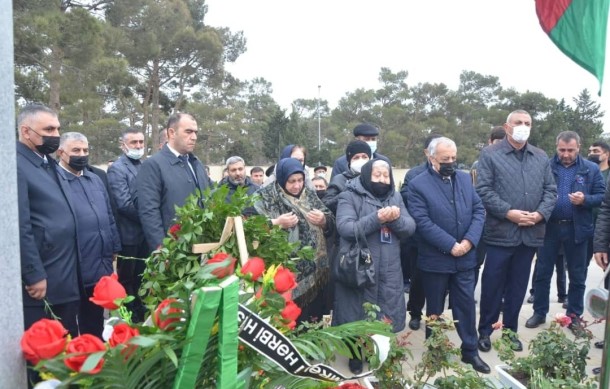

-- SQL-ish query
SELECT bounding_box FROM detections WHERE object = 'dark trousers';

[405,244,425,319]
[474,239,487,289]
[479,244,536,335]
[529,254,567,299]
[117,242,149,322]
[79,285,104,340]
[534,222,588,317]
[422,269,479,357]
[400,241,412,284]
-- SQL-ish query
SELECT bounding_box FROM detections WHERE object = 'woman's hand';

[272,212,299,229]
[306,209,326,227]
[378,206,400,223]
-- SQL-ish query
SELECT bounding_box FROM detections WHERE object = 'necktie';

[179,155,198,185]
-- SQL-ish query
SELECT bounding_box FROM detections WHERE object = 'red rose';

[89,273,127,310]
[287,320,297,330]
[108,323,140,347]
[168,223,181,239]
[273,266,297,293]
[207,252,237,278]
[21,319,68,365]
[64,334,106,374]
[281,290,292,303]
[153,298,182,331]
[281,300,302,322]
[240,257,265,280]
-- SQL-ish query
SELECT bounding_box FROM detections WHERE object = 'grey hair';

[225,156,245,169]
[60,132,88,148]
[427,137,456,157]
[121,127,143,141]
[17,103,57,127]
[556,131,581,145]
[506,109,531,124]
[372,159,390,170]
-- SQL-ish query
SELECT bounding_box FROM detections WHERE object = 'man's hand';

[272,212,299,229]
[568,191,585,206]
[594,252,608,270]
[25,279,47,300]
[507,210,542,226]
[306,209,326,227]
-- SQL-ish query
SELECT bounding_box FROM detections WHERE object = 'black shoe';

[562,302,568,309]
[409,317,421,331]
[527,294,534,304]
[461,355,491,374]
[525,313,546,328]
[348,358,363,375]
[558,296,566,304]
[595,340,605,349]
[502,333,523,352]
[593,367,602,375]
[477,335,491,352]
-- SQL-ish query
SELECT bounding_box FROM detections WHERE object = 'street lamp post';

[317,85,321,151]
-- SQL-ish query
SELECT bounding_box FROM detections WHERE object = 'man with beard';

[218,156,259,207]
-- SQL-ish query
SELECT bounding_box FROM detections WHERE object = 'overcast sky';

[205,0,610,131]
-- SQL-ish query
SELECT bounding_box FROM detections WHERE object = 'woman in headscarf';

[333,159,416,373]
[254,158,335,321]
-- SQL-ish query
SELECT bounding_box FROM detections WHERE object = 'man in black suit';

[137,113,211,251]
[17,104,82,336]
[107,127,148,321]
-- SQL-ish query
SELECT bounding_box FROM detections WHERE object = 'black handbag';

[333,223,376,288]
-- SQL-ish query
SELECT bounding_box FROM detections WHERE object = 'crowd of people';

[18,103,610,383]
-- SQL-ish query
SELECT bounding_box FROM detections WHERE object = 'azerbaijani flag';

[536,0,610,95]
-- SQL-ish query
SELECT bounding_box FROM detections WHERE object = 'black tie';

[179,155,198,185]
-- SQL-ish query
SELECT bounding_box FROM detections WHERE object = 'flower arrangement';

[22,186,393,388]
[494,313,599,388]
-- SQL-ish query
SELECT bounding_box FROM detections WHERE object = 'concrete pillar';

[0,1,26,387]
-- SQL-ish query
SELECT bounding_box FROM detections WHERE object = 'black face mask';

[371,182,391,197]
[67,155,89,171]
[35,136,60,155]
[438,162,457,177]
[588,154,602,164]
[316,190,327,200]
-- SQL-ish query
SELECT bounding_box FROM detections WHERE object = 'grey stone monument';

[0,0,27,387]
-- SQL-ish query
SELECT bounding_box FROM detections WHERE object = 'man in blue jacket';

[107,127,148,321]
[526,131,605,336]
[17,104,82,339]
[56,132,122,339]
[137,113,211,251]
[407,137,489,374]
[476,110,557,353]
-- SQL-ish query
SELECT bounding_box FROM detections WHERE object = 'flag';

[536,0,610,95]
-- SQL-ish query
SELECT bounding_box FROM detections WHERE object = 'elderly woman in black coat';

[254,158,335,321]
[333,159,415,373]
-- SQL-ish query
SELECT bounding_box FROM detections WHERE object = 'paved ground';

[339,258,609,387]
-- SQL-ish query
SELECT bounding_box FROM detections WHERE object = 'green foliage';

[494,322,594,387]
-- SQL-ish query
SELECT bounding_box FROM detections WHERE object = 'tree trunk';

[48,44,63,112]
[150,58,160,155]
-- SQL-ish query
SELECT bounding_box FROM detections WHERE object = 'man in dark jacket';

[17,104,81,339]
[137,113,211,251]
[217,156,259,215]
[399,133,442,331]
[56,132,122,339]
[107,127,148,321]
[330,123,391,179]
[407,137,489,374]
[476,110,557,352]
[526,131,604,335]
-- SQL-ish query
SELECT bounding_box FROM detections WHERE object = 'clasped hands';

[506,209,543,227]
[451,240,472,257]
[273,209,326,229]
[378,206,400,223]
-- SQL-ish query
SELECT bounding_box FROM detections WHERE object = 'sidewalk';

[347,259,607,386]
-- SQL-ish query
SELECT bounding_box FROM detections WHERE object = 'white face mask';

[316,172,326,178]
[125,147,144,160]
[350,158,369,174]
[366,141,377,154]
[510,125,531,144]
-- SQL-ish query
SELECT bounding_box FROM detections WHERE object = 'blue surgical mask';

[366,141,377,154]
